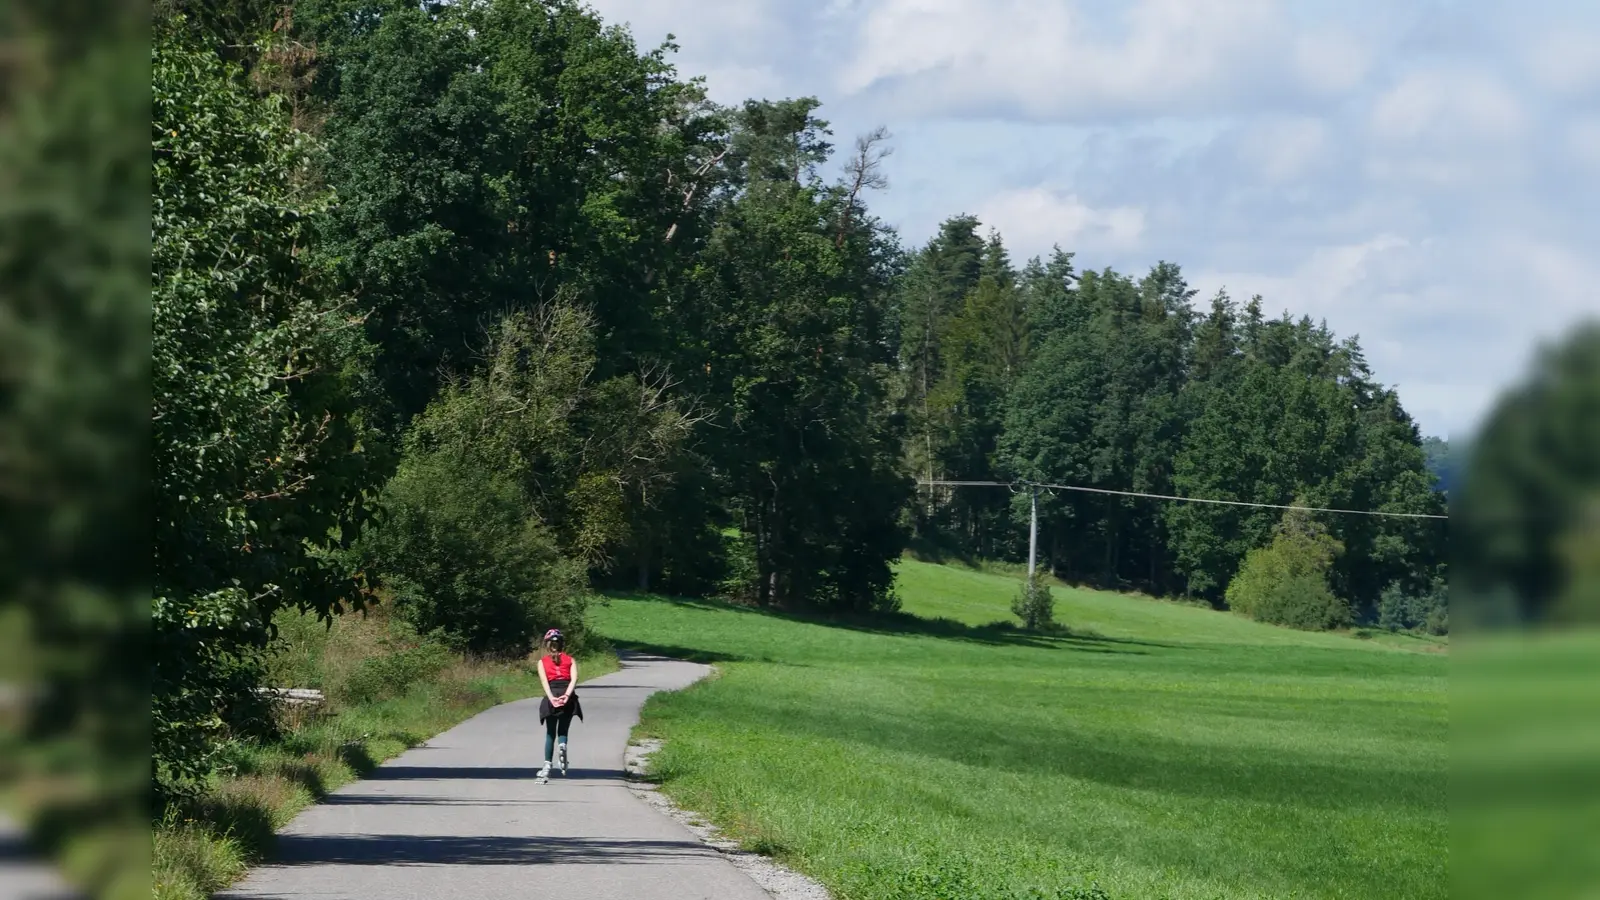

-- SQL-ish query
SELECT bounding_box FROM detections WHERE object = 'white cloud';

[1243,117,1330,182]
[975,187,1145,256]
[1187,229,1600,438]
[1193,235,1411,318]
[1502,237,1600,323]
[692,64,786,104]
[1369,68,1526,144]
[838,0,1372,121]
[1291,29,1373,95]
[585,0,779,45]
[1362,67,1530,191]
[581,0,796,103]
[1524,28,1600,96]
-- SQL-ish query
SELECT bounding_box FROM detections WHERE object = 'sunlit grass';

[596,558,1446,899]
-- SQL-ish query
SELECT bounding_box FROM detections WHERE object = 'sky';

[583,0,1599,439]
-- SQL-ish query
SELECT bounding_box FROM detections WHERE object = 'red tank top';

[541,653,573,682]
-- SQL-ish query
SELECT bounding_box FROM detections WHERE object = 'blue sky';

[585,0,1599,439]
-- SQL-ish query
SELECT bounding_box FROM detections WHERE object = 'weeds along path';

[218,652,772,900]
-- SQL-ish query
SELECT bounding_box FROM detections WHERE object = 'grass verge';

[152,607,616,900]
[598,557,1446,900]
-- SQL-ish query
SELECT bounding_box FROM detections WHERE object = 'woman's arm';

[537,658,555,702]
[562,656,578,699]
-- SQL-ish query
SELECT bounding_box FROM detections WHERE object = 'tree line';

[896,217,1448,622]
[152,0,1447,797]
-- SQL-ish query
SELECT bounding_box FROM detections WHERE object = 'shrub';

[1377,583,1410,632]
[1423,602,1449,636]
[1225,509,1352,631]
[357,450,586,656]
[717,528,761,603]
[1011,573,1056,631]
[1378,577,1448,635]
[337,639,453,706]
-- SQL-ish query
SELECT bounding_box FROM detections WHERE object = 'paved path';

[220,653,772,900]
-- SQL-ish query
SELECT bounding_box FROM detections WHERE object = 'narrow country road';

[219,652,773,900]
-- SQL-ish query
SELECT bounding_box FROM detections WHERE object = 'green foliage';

[0,1,152,893]
[685,100,910,612]
[296,0,722,423]
[1164,299,1444,609]
[844,856,1115,900]
[1378,579,1448,635]
[1001,262,1195,591]
[337,636,453,705]
[1012,885,1113,900]
[872,858,980,900]
[399,303,703,574]
[716,529,762,602]
[1553,495,1600,621]
[1011,573,1056,631]
[152,22,381,796]
[1453,322,1600,624]
[1225,510,1352,631]
[358,449,585,656]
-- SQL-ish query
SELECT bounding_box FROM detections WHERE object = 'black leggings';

[543,713,571,762]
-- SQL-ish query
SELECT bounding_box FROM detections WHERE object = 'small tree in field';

[1225,507,1352,631]
[1012,573,1056,631]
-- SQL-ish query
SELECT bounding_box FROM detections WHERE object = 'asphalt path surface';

[220,652,773,900]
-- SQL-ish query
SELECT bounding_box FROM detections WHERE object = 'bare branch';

[664,142,732,245]
[836,126,892,248]
[242,472,315,502]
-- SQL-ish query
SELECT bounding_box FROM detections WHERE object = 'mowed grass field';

[593,559,1446,900]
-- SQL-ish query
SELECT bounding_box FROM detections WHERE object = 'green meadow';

[595,558,1446,900]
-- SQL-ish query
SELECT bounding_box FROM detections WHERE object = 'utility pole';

[1027,483,1038,584]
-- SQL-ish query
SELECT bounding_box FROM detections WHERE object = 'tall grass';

[152,605,616,900]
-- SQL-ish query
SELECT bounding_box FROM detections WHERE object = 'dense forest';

[151,0,1450,798]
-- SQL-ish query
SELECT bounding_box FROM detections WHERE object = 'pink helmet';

[543,628,563,643]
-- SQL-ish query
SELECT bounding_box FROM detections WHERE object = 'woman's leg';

[543,714,558,765]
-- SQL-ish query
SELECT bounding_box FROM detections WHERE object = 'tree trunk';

[768,494,783,607]
[753,504,771,607]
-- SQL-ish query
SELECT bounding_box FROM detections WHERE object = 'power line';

[916,479,1448,521]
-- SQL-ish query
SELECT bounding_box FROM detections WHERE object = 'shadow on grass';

[607,592,1172,655]
[903,533,980,569]
[175,793,280,858]
[611,643,757,665]
[224,755,328,796]
[336,741,378,777]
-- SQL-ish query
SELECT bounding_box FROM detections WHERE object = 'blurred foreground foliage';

[1453,320,1600,900]
[0,0,152,897]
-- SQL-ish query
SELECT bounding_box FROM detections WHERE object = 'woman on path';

[536,628,582,782]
